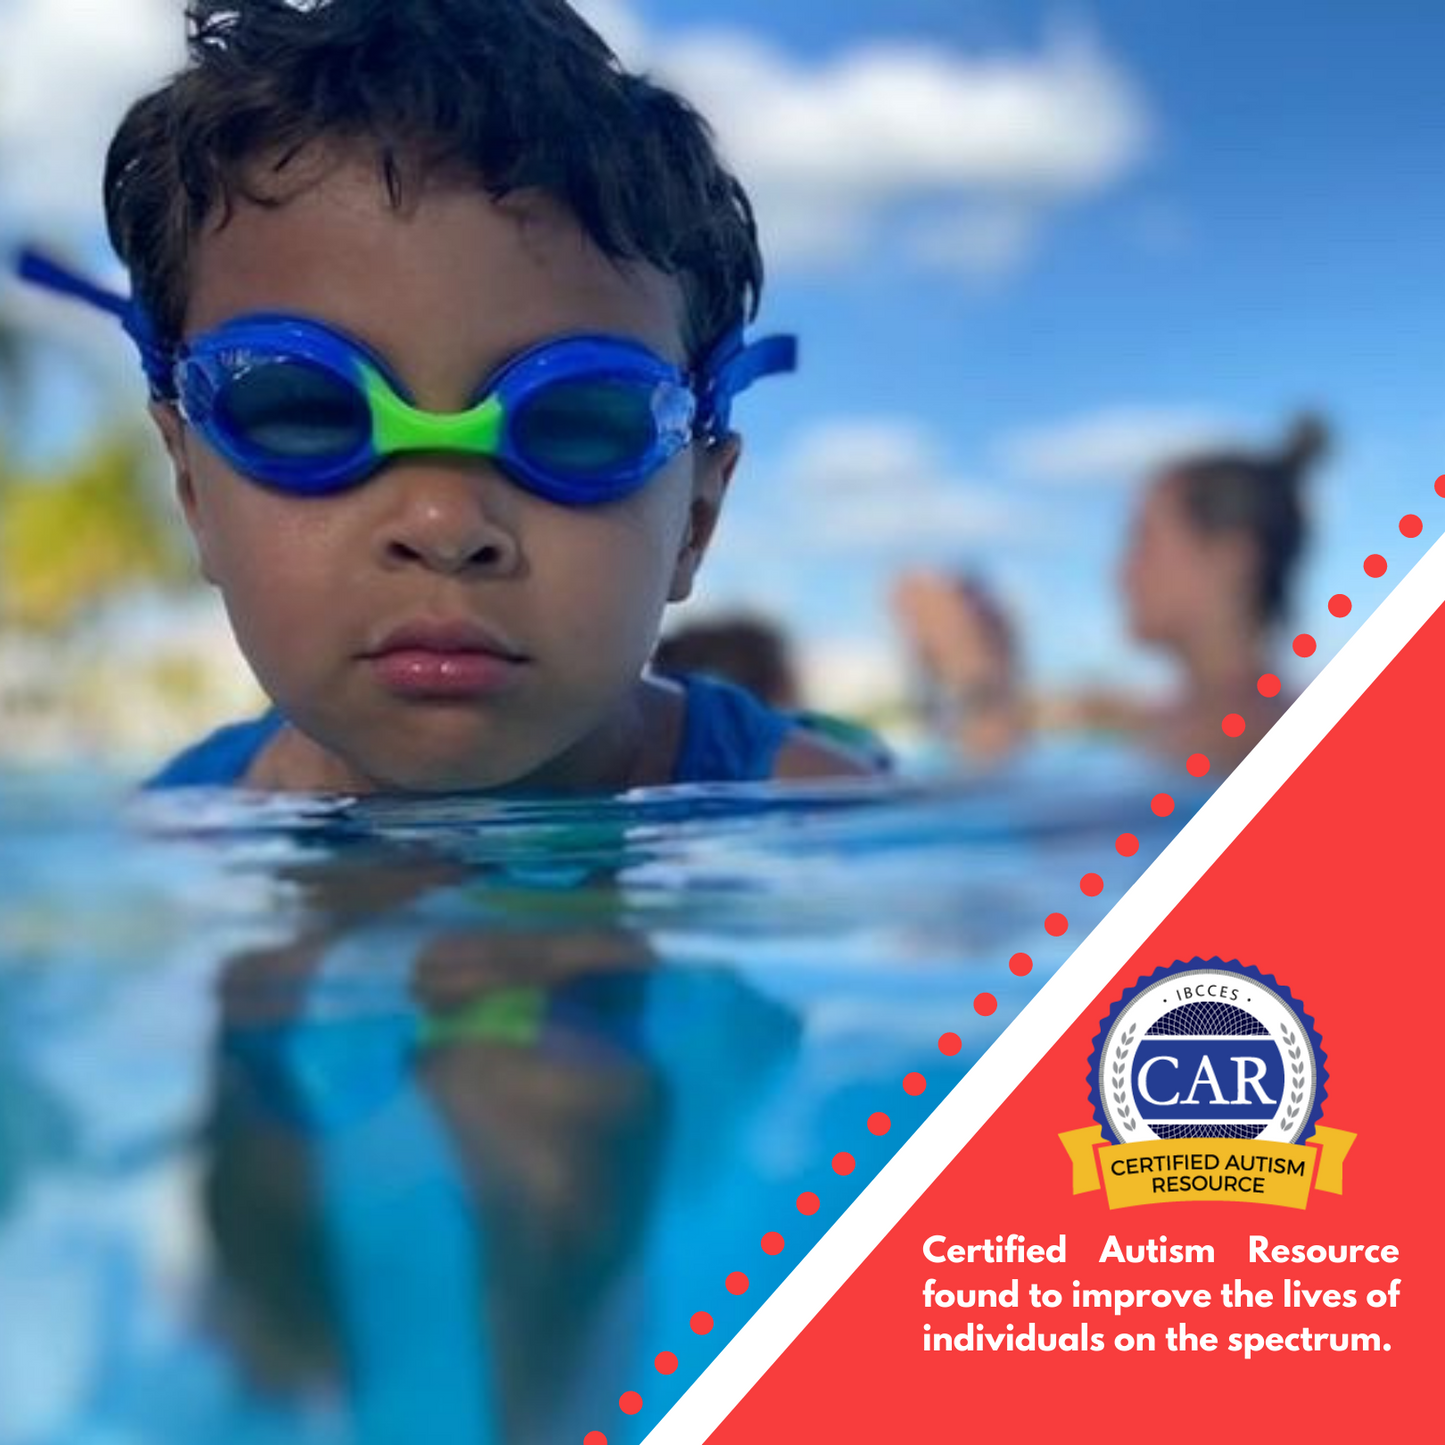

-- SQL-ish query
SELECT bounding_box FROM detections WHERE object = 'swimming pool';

[0,754,1198,1444]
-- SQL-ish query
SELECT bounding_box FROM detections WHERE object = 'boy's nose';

[374,464,522,576]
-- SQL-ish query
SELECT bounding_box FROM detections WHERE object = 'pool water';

[0,754,1199,1444]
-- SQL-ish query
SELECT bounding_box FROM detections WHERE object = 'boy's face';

[153,147,736,792]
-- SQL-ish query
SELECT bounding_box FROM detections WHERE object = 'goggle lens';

[215,357,372,461]
[508,377,660,478]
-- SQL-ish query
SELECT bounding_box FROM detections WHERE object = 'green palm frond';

[0,430,195,633]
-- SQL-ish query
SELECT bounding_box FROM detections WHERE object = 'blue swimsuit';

[145,673,883,790]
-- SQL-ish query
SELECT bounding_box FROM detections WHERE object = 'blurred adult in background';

[893,415,1328,776]
[651,614,800,711]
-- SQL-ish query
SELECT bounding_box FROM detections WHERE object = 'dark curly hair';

[102,0,764,363]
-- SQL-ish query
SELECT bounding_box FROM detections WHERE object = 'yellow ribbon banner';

[1059,1125,1356,1210]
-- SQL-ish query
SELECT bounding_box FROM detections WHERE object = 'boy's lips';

[363,618,530,699]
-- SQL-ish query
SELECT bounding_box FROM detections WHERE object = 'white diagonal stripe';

[646,526,1445,1444]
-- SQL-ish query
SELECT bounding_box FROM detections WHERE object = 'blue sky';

[3,0,1444,703]
[641,0,1445,695]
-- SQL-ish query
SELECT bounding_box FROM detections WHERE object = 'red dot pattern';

[1436,475,1445,498]
[1364,554,1387,578]
[1009,951,1034,976]
[1151,793,1175,818]
[1293,634,1317,658]
[585,1433,608,1445]
[832,1152,856,1176]
[1257,674,1281,698]
[973,992,997,1017]
[938,1032,962,1056]
[1328,594,1352,618]
[1221,714,1245,739]
[620,1393,643,1416]
[904,1071,927,1094]
[868,1112,892,1135]
[1115,833,1139,857]
[797,1191,820,1215]
[1401,514,1423,538]
[655,1352,679,1375]
[1045,912,1068,936]
[761,1232,785,1256]
[692,1311,714,1335]
[1080,873,1103,897]
[726,1272,749,1296]
[1186,753,1210,778]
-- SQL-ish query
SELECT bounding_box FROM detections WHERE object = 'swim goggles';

[15,247,798,505]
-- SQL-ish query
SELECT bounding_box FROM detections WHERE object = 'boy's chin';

[342,724,609,796]
[281,697,636,796]
[347,746,546,796]
[268,721,533,796]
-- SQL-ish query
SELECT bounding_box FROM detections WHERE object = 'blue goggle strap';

[695,327,799,443]
[14,246,175,400]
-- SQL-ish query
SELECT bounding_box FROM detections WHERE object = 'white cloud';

[660,26,1146,195]
[902,203,1042,279]
[788,418,944,495]
[581,4,1153,272]
[997,406,1245,485]
[778,417,1012,553]
[0,0,183,236]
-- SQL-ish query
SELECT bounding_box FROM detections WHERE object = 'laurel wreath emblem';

[1278,1022,1307,1137]
[1111,1021,1139,1133]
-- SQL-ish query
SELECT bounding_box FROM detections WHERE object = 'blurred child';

[893,416,1327,774]
[652,613,800,710]
[654,611,892,769]
[19,0,883,793]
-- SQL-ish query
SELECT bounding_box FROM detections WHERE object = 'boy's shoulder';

[670,673,890,784]
[144,710,285,790]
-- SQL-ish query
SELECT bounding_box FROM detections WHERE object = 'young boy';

[22,0,884,794]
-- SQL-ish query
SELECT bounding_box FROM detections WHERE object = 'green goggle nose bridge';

[366,367,505,455]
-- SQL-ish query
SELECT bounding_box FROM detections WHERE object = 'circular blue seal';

[1088,957,1327,1147]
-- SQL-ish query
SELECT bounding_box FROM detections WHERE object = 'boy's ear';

[148,400,216,584]
[668,433,741,603]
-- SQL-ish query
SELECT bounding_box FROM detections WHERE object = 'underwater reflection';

[198,842,798,1444]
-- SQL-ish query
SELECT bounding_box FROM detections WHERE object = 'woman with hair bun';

[893,414,1329,775]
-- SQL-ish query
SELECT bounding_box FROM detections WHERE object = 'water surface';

[0,756,1198,1444]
